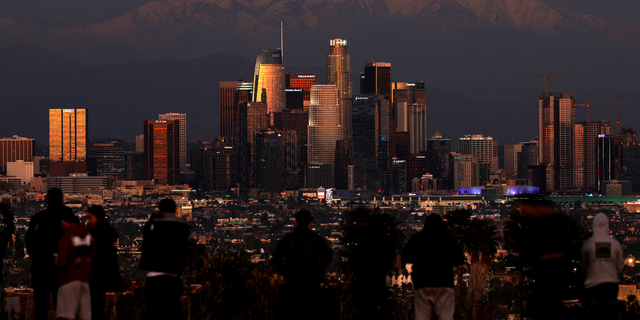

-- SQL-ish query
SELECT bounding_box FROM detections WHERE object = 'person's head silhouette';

[47,188,64,207]
[423,214,446,235]
[294,210,313,229]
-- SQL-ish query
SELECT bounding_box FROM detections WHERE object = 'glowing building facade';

[538,91,575,190]
[159,113,187,171]
[49,109,87,162]
[0,135,34,173]
[308,85,341,187]
[252,49,285,124]
[143,119,180,185]
[326,39,353,140]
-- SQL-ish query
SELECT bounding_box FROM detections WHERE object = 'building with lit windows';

[397,103,428,154]
[49,109,87,162]
[143,119,180,185]
[326,39,353,140]
[159,113,187,171]
[573,120,612,189]
[0,135,34,173]
[539,91,575,190]
[450,152,479,189]
[393,82,427,156]
[252,49,285,124]
[459,133,495,184]
[219,81,245,138]
[286,73,317,110]
[308,85,341,187]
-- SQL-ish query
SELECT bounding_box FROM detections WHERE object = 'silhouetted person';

[272,210,332,320]
[0,203,16,297]
[581,213,623,320]
[140,199,190,320]
[26,188,79,320]
[56,219,97,320]
[344,208,396,319]
[402,214,464,320]
[86,205,121,320]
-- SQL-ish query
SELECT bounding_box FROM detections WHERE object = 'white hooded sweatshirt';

[581,213,623,289]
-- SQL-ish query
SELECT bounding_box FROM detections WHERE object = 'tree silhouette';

[464,218,498,310]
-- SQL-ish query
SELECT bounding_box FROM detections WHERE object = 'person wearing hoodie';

[26,188,80,320]
[56,219,98,320]
[581,212,623,320]
[86,205,121,320]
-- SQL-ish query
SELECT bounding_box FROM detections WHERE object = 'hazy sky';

[1,0,639,23]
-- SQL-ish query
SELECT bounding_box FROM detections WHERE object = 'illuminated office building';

[538,91,575,190]
[219,80,245,138]
[308,85,341,187]
[326,39,353,140]
[393,82,427,156]
[49,109,87,162]
[573,120,612,189]
[252,49,285,124]
[286,73,317,110]
[159,113,187,171]
[144,119,180,185]
[397,103,428,154]
[0,135,34,173]
[361,62,391,96]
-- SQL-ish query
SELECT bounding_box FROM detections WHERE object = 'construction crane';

[574,99,624,190]
[534,73,571,92]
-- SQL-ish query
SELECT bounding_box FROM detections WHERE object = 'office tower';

[86,144,125,178]
[143,119,180,185]
[597,134,618,190]
[352,94,379,190]
[308,85,341,187]
[392,158,407,194]
[306,163,332,189]
[623,144,640,192]
[459,133,494,184]
[393,82,427,156]
[518,140,539,180]
[255,130,284,193]
[377,96,393,195]
[397,103,428,154]
[573,120,612,189]
[395,132,411,160]
[407,154,426,189]
[135,135,144,153]
[124,152,145,180]
[539,91,575,190]
[209,137,238,194]
[450,152,479,189]
[281,130,299,190]
[361,62,392,96]
[159,113,187,171]
[274,109,309,167]
[326,39,353,140]
[252,49,285,124]
[49,109,87,162]
[47,175,108,194]
[219,80,245,137]
[7,160,34,185]
[504,143,523,178]
[0,135,34,173]
[334,140,353,190]
[286,73,317,110]
[426,131,452,188]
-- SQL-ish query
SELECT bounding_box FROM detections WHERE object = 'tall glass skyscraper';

[326,39,353,141]
[49,109,87,162]
[308,85,341,187]
[252,49,285,125]
[352,94,378,189]
[538,91,575,190]
[159,113,187,171]
[143,119,180,185]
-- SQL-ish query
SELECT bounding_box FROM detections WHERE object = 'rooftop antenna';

[280,22,284,64]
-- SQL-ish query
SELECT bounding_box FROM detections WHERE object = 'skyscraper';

[219,80,244,138]
[334,140,353,190]
[459,133,494,184]
[518,140,539,180]
[49,109,87,162]
[159,113,187,171]
[144,119,180,185]
[539,91,575,190]
[450,152,479,189]
[361,62,391,96]
[573,120,613,189]
[0,135,34,173]
[352,94,378,190]
[393,82,427,156]
[255,130,284,193]
[504,143,523,179]
[397,103,428,154]
[286,73,317,110]
[308,85,341,187]
[252,49,285,124]
[326,39,353,140]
